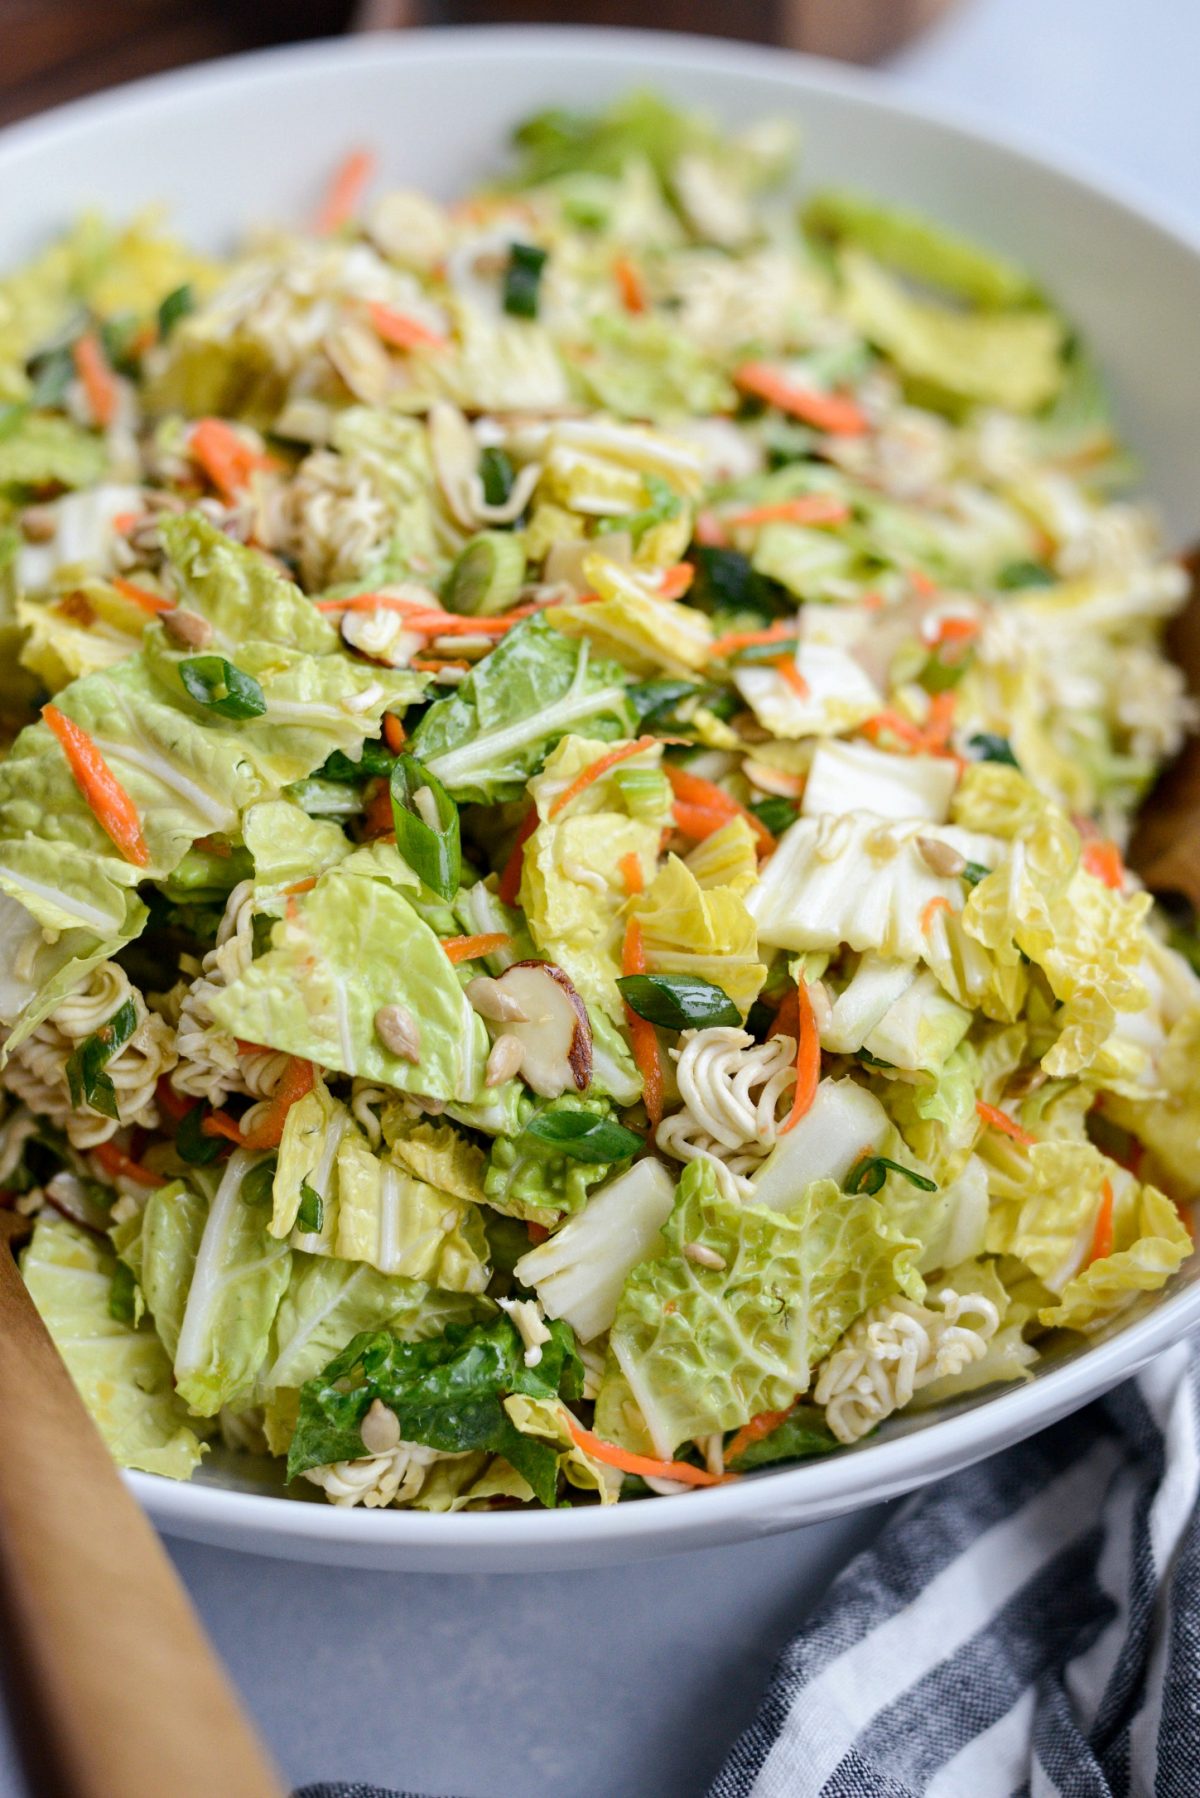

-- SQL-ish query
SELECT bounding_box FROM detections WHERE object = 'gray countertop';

[5,3,1200,1794]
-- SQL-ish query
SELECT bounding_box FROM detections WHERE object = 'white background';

[4,2,1200,1793]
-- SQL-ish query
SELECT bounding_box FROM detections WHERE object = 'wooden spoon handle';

[0,1243,284,1798]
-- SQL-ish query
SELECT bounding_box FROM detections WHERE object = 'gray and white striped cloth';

[301,1340,1200,1798]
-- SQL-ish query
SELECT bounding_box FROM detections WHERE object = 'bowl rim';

[7,23,1200,1555]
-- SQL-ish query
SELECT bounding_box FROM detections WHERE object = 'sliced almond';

[487,961,593,1098]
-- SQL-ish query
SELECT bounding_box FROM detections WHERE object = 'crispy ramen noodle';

[172,882,290,1107]
[304,1440,445,1509]
[813,1288,1001,1445]
[3,962,176,1149]
[655,1026,796,1202]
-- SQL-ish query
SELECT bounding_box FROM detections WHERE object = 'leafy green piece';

[616,972,740,1032]
[64,995,137,1120]
[503,243,548,319]
[690,545,784,621]
[509,91,701,185]
[389,755,460,901]
[409,614,631,804]
[178,655,267,720]
[22,1214,207,1479]
[156,283,194,338]
[157,513,336,657]
[996,559,1055,591]
[210,857,487,1101]
[626,678,703,727]
[727,1404,839,1471]
[969,732,1020,768]
[750,795,799,837]
[140,1155,291,1415]
[846,1155,938,1197]
[287,1313,584,1508]
[596,1160,917,1457]
[316,741,396,784]
[804,189,1036,308]
[478,446,516,507]
[521,1110,643,1164]
[484,1096,625,1219]
[175,1103,226,1166]
[0,412,107,491]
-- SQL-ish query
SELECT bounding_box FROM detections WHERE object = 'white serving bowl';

[5,27,1199,1571]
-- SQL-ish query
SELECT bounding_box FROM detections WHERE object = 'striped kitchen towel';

[711,1339,1200,1798]
[299,1340,1200,1798]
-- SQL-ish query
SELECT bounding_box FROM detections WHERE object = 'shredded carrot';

[382,713,406,754]
[778,980,820,1135]
[613,254,647,314]
[1088,1178,1115,1265]
[411,658,471,673]
[315,147,376,234]
[860,589,885,612]
[910,569,939,598]
[921,895,952,935]
[656,563,695,601]
[440,932,511,965]
[861,709,928,752]
[975,1100,1036,1148]
[774,657,810,698]
[622,916,663,1128]
[671,800,736,844]
[42,704,149,867]
[195,835,232,857]
[362,779,396,840]
[726,1406,794,1464]
[526,1220,550,1246]
[567,1419,733,1487]
[665,764,775,852]
[619,850,644,896]
[921,691,958,753]
[498,807,538,906]
[111,510,141,535]
[367,301,449,352]
[190,417,279,502]
[204,1058,315,1152]
[1081,838,1125,890]
[155,1076,193,1123]
[110,575,174,615]
[707,621,797,660]
[734,361,868,437]
[931,615,978,647]
[92,1140,160,1187]
[722,495,851,530]
[694,510,728,548]
[202,1110,249,1147]
[399,611,511,637]
[282,876,318,897]
[72,330,118,429]
[548,736,658,819]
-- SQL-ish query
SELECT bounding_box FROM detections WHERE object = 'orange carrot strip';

[202,1110,248,1147]
[72,330,118,429]
[623,916,663,1128]
[440,933,511,965]
[665,764,774,852]
[111,511,141,535]
[92,1140,162,1187]
[190,417,279,502]
[671,801,736,844]
[282,876,318,897]
[411,658,471,673]
[110,576,174,615]
[398,612,512,637]
[1081,839,1125,891]
[382,713,406,753]
[363,780,395,840]
[526,1220,550,1246]
[910,569,939,598]
[1088,1178,1115,1265]
[932,615,979,646]
[921,895,952,935]
[194,835,232,857]
[726,1406,795,1465]
[921,691,958,753]
[975,1100,1036,1148]
[613,254,648,314]
[722,495,851,530]
[42,704,149,867]
[240,1058,315,1151]
[498,807,538,906]
[367,301,449,352]
[155,1076,193,1123]
[734,361,868,437]
[778,980,820,1135]
[774,657,810,698]
[707,621,797,659]
[861,709,928,752]
[619,850,644,896]
[656,563,695,601]
[548,736,659,819]
[694,511,728,548]
[567,1419,733,1487]
[315,147,376,234]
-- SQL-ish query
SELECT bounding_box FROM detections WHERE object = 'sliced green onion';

[446,531,526,616]
[521,1111,643,1164]
[65,997,138,1120]
[240,1157,278,1207]
[27,344,75,410]
[846,1155,937,1196]
[179,656,267,720]
[108,1261,139,1325]
[968,732,1020,768]
[503,242,549,319]
[478,447,517,509]
[296,1181,324,1233]
[750,795,798,836]
[317,741,397,783]
[176,1104,227,1166]
[157,283,195,339]
[390,754,461,900]
[627,679,703,726]
[616,973,741,1032]
[962,861,991,888]
[996,559,1055,591]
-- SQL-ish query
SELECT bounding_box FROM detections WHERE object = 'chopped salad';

[2,94,1197,1510]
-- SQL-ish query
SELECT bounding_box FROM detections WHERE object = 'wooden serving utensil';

[0,1209,285,1798]
[1128,548,1200,907]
